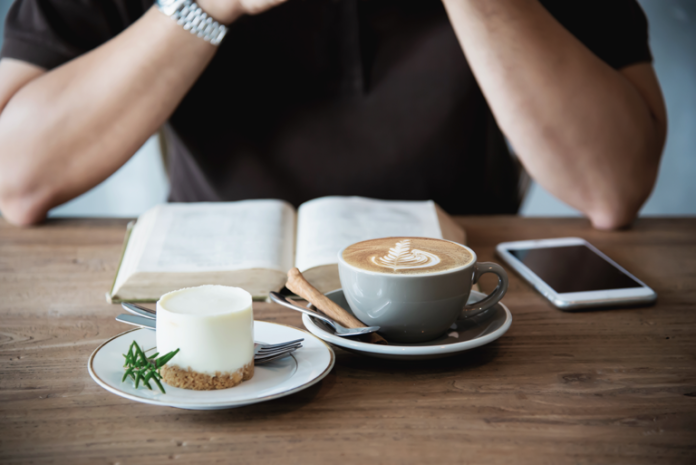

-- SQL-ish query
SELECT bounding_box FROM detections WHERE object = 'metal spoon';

[269,292,381,337]
[122,302,156,319]
[117,313,157,329]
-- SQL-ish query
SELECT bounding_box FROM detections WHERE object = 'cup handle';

[461,262,508,317]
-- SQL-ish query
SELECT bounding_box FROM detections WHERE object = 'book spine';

[106,221,135,304]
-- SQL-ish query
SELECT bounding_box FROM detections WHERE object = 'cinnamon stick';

[286,268,388,344]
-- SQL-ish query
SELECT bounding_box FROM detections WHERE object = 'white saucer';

[302,290,512,360]
[88,321,334,410]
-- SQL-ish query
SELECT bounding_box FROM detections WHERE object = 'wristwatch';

[156,0,227,46]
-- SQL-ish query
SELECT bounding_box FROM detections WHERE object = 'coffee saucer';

[302,290,512,360]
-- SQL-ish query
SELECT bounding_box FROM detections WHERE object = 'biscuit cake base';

[160,361,254,391]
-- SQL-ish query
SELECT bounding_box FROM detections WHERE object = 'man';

[0,0,666,229]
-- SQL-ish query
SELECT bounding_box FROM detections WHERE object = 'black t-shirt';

[1,0,652,214]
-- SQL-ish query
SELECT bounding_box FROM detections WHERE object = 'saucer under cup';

[303,289,512,360]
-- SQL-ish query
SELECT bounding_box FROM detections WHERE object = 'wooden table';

[1,216,695,464]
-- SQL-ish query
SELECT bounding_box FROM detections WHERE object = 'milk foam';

[372,239,441,270]
[342,237,473,275]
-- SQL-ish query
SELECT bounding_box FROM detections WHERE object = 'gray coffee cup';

[337,239,508,343]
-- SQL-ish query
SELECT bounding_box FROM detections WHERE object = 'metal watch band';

[156,0,227,46]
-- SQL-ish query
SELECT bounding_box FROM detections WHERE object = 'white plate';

[302,290,512,360]
[88,321,334,410]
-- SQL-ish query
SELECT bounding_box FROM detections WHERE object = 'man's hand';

[198,0,289,25]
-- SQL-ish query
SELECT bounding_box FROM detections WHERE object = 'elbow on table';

[584,143,662,230]
[587,206,638,231]
[0,180,50,227]
[585,179,657,231]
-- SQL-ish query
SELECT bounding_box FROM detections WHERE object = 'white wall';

[1,0,694,219]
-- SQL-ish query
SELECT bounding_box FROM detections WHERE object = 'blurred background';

[0,0,694,219]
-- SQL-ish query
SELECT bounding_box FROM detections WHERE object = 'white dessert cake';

[156,285,254,390]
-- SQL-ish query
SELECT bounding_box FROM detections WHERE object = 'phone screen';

[509,245,643,293]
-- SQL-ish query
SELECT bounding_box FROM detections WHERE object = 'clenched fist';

[197,0,289,25]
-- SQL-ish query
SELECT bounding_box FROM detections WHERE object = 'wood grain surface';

[1,217,695,464]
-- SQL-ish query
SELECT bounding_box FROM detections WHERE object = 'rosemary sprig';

[121,341,179,394]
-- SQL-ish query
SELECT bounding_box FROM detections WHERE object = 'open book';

[108,196,465,303]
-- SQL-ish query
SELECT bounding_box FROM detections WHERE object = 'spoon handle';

[116,313,156,330]
[122,303,156,319]
[269,292,338,329]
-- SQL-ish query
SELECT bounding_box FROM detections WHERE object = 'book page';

[135,201,295,273]
[295,196,443,271]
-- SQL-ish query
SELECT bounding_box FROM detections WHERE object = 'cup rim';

[337,236,477,278]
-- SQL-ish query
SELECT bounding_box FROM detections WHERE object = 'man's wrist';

[195,0,244,25]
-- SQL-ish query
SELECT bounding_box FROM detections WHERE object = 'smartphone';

[496,237,656,310]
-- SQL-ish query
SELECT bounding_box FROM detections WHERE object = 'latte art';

[342,237,473,275]
[372,240,441,270]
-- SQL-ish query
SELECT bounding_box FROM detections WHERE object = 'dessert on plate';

[156,285,254,390]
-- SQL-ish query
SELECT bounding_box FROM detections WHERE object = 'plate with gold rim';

[88,321,334,410]
[302,290,512,360]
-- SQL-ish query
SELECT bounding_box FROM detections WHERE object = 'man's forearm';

[0,7,217,225]
[442,0,666,229]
